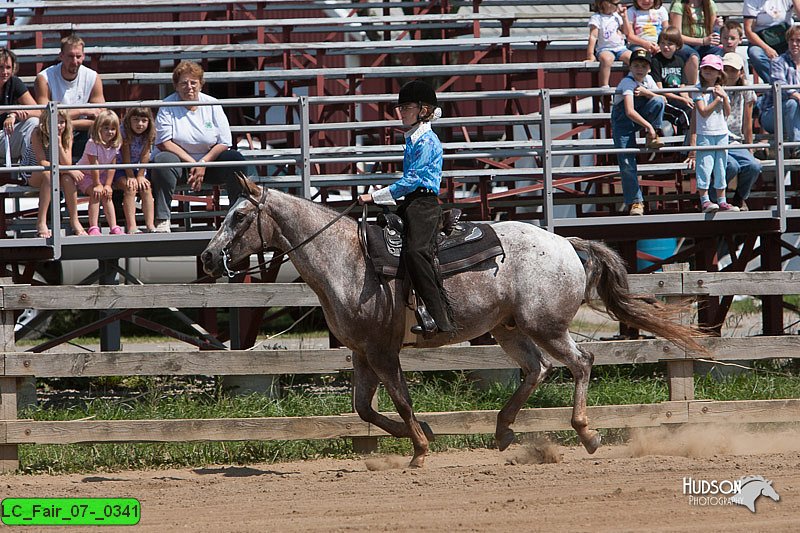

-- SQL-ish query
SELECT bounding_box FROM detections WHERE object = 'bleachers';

[0,0,794,248]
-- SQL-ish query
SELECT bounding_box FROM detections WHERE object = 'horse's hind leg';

[491,327,552,451]
[534,331,602,454]
[354,351,431,468]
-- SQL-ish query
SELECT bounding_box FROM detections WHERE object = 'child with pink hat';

[690,54,738,213]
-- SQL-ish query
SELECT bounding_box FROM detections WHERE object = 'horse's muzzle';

[200,249,222,277]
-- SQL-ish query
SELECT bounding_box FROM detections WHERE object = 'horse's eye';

[232,210,247,225]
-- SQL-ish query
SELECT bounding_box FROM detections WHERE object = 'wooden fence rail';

[2,271,800,471]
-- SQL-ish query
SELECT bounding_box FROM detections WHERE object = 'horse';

[730,476,780,512]
[201,177,705,468]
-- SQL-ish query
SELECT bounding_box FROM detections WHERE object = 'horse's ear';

[236,172,260,197]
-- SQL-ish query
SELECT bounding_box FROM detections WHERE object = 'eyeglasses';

[177,79,201,88]
[396,103,419,112]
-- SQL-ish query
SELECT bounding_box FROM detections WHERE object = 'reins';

[221,188,360,278]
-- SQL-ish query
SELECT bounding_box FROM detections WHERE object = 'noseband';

[220,188,359,278]
[221,188,270,277]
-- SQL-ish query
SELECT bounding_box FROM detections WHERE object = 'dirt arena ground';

[2,425,798,532]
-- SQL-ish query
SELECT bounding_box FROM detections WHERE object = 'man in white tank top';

[34,34,105,159]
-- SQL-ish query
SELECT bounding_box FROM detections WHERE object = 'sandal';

[87,226,102,236]
[110,225,124,235]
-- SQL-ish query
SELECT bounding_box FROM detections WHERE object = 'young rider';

[358,79,455,338]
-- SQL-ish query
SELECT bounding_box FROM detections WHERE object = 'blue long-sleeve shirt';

[372,122,443,205]
[761,52,800,111]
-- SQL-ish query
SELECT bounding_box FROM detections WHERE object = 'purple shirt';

[762,52,800,111]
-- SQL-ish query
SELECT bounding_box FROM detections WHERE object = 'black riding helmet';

[397,79,438,108]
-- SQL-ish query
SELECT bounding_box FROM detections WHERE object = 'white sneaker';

[153,219,171,233]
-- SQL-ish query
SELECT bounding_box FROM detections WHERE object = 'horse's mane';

[739,476,768,486]
[266,188,358,228]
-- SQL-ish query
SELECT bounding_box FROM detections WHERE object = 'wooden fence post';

[0,279,20,471]
[663,264,694,401]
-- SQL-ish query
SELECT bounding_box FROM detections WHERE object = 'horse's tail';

[568,237,708,354]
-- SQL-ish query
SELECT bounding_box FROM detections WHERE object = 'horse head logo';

[730,476,780,513]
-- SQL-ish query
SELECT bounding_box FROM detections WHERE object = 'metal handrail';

[1,82,796,253]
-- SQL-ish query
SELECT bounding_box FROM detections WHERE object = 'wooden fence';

[2,271,800,471]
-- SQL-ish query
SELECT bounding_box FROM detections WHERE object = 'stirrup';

[413,298,437,336]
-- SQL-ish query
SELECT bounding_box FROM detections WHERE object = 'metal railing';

[1,82,797,256]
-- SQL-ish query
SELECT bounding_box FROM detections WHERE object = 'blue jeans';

[761,97,800,143]
[748,45,772,83]
[696,133,727,191]
[676,44,723,62]
[726,147,762,200]
[611,96,665,205]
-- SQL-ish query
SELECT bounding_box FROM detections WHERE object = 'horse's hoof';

[582,431,602,454]
[420,421,436,442]
[496,428,516,452]
[409,455,426,468]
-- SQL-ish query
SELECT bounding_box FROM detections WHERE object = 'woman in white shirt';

[743,0,800,83]
[150,61,252,232]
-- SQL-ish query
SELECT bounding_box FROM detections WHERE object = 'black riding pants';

[399,193,453,332]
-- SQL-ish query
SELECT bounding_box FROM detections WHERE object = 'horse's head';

[761,480,780,502]
[201,175,273,278]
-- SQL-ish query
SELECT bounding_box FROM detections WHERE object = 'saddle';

[365,209,505,278]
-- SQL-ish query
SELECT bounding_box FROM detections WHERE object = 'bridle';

[220,187,360,278]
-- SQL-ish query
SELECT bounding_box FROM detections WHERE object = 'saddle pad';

[366,222,505,278]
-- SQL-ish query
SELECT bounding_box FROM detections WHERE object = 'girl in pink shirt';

[77,110,123,235]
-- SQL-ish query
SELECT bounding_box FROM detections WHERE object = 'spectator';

[0,48,40,166]
[651,27,694,135]
[75,111,123,236]
[625,0,670,55]
[587,0,633,87]
[18,106,84,236]
[692,54,736,212]
[723,53,762,211]
[115,107,156,234]
[669,0,724,84]
[34,34,105,161]
[760,24,800,158]
[744,0,800,83]
[150,60,251,233]
[721,20,753,83]
[611,49,666,216]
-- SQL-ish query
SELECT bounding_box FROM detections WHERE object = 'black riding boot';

[400,194,454,336]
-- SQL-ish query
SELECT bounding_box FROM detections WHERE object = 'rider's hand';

[358,193,373,205]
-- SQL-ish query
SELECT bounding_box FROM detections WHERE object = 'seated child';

[114,107,156,233]
[611,48,666,216]
[625,0,669,55]
[720,20,752,84]
[650,27,693,135]
[587,0,632,87]
[76,110,123,236]
[19,106,84,237]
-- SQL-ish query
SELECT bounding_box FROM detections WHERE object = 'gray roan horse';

[202,178,704,468]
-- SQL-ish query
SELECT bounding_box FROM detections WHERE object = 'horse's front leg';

[352,352,409,437]
[361,350,431,468]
